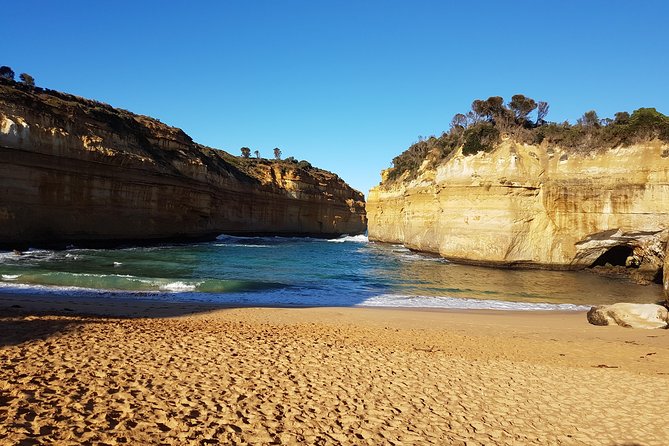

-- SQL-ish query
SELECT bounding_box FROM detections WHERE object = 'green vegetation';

[19,73,35,86]
[1,72,339,191]
[0,66,15,81]
[386,94,669,183]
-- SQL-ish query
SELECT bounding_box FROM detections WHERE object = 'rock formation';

[587,303,669,329]
[368,138,669,285]
[0,80,366,248]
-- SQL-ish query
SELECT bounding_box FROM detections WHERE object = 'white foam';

[360,294,590,312]
[391,246,411,253]
[327,234,369,243]
[399,253,448,263]
[1,274,20,281]
[159,281,198,292]
[213,243,273,248]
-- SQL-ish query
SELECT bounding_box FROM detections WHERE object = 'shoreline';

[0,290,590,319]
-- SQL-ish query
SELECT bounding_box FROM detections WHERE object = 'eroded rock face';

[587,303,669,329]
[368,139,669,279]
[0,81,366,247]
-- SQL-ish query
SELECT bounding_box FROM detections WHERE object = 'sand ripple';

[0,310,667,445]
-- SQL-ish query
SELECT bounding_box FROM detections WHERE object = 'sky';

[5,0,668,196]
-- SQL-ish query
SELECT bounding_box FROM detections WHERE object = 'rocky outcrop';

[587,303,669,329]
[0,80,366,248]
[368,138,669,283]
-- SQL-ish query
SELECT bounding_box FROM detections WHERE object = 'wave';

[359,294,589,311]
[0,271,285,294]
[159,281,197,292]
[327,234,368,243]
[213,243,274,248]
[0,249,56,263]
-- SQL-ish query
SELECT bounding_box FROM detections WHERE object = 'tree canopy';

[0,66,15,81]
[19,73,35,86]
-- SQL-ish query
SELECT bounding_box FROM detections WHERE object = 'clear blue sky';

[6,0,668,196]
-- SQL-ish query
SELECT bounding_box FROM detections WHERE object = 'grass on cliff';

[1,77,347,189]
[386,95,669,183]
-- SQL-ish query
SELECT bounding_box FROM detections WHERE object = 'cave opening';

[590,245,635,268]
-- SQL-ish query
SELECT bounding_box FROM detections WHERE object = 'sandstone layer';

[368,138,669,283]
[0,80,366,248]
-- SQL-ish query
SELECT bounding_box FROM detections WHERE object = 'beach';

[1,294,667,445]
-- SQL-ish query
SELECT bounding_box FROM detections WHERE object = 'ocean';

[0,235,663,311]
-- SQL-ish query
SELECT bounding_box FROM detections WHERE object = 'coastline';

[1,292,668,444]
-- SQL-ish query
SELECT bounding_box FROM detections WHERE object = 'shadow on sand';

[0,293,243,348]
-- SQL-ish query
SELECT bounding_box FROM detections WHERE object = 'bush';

[0,66,15,81]
[19,73,35,86]
[383,94,669,185]
[462,123,500,155]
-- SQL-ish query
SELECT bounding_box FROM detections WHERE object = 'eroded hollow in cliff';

[590,245,636,268]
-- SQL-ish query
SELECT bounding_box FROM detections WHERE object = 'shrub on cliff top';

[19,73,35,87]
[462,123,500,156]
[384,95,669,184]
[386,133,460,181]
[0,66,15,81]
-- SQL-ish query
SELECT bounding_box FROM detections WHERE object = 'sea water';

[0,235,663,311]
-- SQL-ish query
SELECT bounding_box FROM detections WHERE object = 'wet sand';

[1,294,668,445]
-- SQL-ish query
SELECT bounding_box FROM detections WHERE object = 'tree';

[471,99,487,120]
[254,150,260,159]
[465,111,480,126]
[273,147,282,160]
[485,96,506,120]
[614,111,630,125]
[240,147,251,158]
[19,73,35,86]
[471,96,507,124]
[537,101,550,124]
[450,113,468,130]
[0,66,15,81]
[578,110,600,128]
[508,94,537,122]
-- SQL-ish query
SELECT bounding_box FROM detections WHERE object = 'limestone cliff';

[0,80,366,247]
[368,137,669,282]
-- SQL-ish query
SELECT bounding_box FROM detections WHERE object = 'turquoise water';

[0,235,663,310]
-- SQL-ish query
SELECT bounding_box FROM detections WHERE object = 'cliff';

[0,80,366,248]
[368,137,669,283]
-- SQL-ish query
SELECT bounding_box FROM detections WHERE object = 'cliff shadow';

[0,294,246,347]
[0,310,103,348]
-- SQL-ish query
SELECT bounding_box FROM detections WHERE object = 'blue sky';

[6,0,668,195]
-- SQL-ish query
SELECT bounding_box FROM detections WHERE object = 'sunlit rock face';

[368,139,669,283]
[0,81,366,247]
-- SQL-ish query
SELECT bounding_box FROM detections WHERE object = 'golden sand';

[1,295,668,445]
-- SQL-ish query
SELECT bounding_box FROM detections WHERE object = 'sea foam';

[360,294,590,312]
[327,234,368,243]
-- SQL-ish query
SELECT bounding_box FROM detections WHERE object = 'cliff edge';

[368,138,669,284]
[0,79,366,247]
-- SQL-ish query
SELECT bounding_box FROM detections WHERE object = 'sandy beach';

[1,294,668,445]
